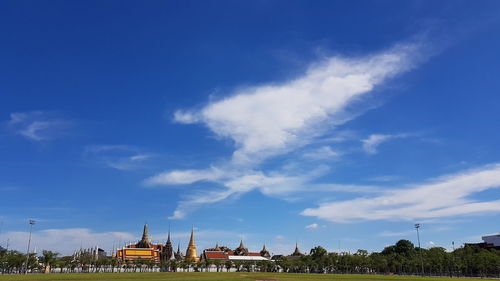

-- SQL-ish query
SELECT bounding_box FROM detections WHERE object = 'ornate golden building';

[116,224,162,263]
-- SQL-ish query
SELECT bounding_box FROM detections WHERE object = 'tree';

[395,240,415,256]
[40,250,59,273]
[310,246,328,260]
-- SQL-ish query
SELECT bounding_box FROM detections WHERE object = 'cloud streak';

[361,133,414,154]
[302,164,500,222]
[6,111,71,141]
[84,145,155,171]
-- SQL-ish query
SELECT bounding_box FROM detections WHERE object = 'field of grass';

[0,273,493,281]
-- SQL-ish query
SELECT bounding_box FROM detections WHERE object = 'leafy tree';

[40,250,58,273]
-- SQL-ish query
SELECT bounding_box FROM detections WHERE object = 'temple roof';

[291,242,302,256]
[136,224,152,248]
[260,244,270,257]
[188,227,196,247]
[165,227,172,246]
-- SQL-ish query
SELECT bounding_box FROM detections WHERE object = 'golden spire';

[188,226,195,246]
[185,226,199,261]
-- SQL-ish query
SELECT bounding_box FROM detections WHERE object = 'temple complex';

[115,224,275,264]
[116,224,163,263]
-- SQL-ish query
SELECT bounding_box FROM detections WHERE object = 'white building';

[482,234,500,246]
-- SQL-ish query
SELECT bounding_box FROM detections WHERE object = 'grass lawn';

[0,273,491,281]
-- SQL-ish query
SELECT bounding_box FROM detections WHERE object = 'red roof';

[248,252,262,256]
[205,251,227,260]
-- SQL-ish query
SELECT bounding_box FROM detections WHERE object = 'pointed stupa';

[291,242,302,256]
[174,243,182,260]
[185,226,199,261]
[188,226,196,246]
[170,248,176,260]
[166,226,171,244]
[163,225,174,261]
[260,244,270,258]
[137,223,152,248]
[142,224,149,241]
[234,239,249,255]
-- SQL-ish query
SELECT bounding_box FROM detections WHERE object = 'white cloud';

[303,146,340,160]
[378,230,414,237]
[6,111,71,141]
[173,111,200,124]
[302,164,500,222]
[84,145,154,171]
[164,169,317,219]
[367,175,401,182]
[361,133,413,154]
[305,223,319,229]
[145,166,226,185]
[0,228,135,256]
[152,40,429,218]
[174,43,422,165]
[151,166,381,219]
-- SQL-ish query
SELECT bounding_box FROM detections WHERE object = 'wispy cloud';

[148,40,431,218]
[378,230,414,237]
[305,223,319,229]
[84,145,155,171]
[303,146,340,160]
[6,111,71,141]
[361,133,414,154]
[302,164,500,222]
[145,166,226,185]
[175,42,423,165]
[158,168,324,219]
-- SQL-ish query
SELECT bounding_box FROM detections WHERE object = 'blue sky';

[1,1,500,256]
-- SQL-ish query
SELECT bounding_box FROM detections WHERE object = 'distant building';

[271,243,304,260]
[202,240,271,262]
[287,243,304,260]
[161,229,175,262]
[482,234,500,247]
[117,224,162,263]
[73,246,106,261]
[465,233,500,250]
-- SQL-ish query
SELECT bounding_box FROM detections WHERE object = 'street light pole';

[415,223,424,276]
[24,219,36,274]
[451,241,456,277]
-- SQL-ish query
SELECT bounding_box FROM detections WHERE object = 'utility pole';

[24,219,36,274]
[451,241,456,277]
[415,223,424,276]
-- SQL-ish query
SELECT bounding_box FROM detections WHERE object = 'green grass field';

[0,273,492,281]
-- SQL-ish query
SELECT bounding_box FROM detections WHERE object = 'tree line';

[1,240,499,277]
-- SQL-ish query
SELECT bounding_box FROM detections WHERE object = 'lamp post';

[451,241,456,277]
[415,223,424,276]
[24,219,36,274]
